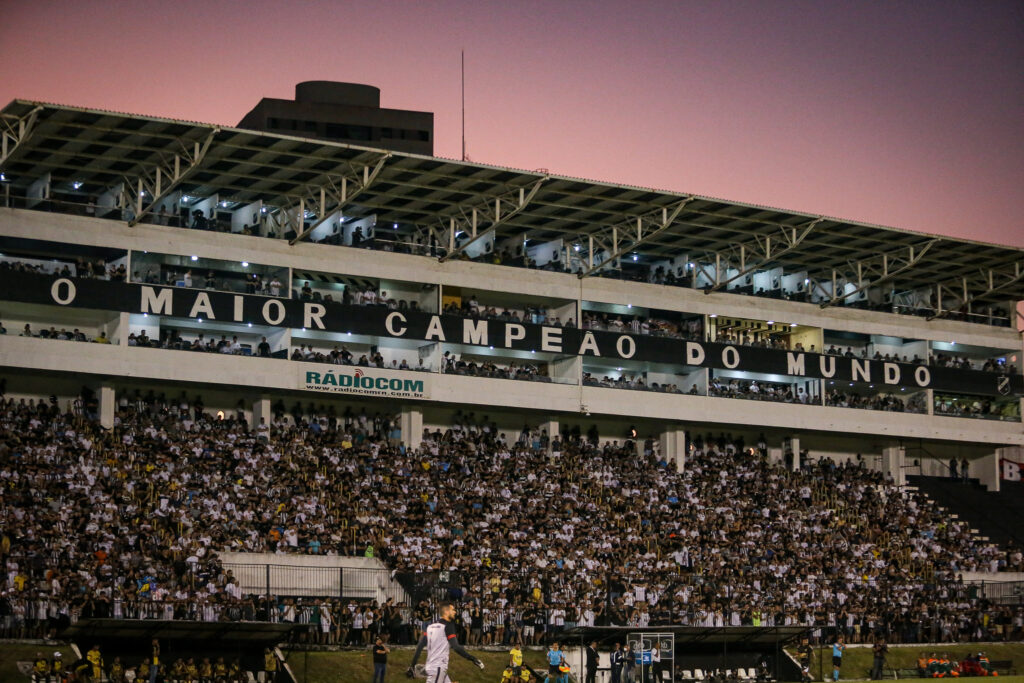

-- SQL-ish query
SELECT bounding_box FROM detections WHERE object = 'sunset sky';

[2,0,1021,246]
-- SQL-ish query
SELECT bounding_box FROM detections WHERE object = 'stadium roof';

[2,99,1023,312]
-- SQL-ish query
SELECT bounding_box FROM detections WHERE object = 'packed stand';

[0,395,1021,649]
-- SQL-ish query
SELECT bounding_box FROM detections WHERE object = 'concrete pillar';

[661,428,687,472]
[401,406,423,450]
[786,436,801,471]
[981,451,1002,492]
[252,396,271,430]
[98,384,115,430]
[881,446,906,486]
[542,419,559,452]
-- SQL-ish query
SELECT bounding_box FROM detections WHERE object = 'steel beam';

[704,218,823,293]
[0,105,44,170]
[289,153,391,245]
[576,197,694,277]
[438,177,547,262]
[926,263,1024,320]
[126,129,220,226]
[819,239,939,308]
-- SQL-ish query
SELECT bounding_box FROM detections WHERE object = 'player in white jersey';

[407,602,484,682]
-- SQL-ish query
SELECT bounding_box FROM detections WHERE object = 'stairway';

[907,475,1024,550]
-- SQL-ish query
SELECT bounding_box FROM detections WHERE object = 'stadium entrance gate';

[629,631,674,682]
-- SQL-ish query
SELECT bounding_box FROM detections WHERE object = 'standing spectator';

[371,637,389,683]
[871,637,888,680]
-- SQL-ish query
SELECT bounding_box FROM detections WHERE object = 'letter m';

[462,319,488,346]
[404,380,424,393]
[786,353,806,376]
[140,287,173,315]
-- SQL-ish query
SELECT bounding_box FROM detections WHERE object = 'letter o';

[722,346,740,369]
[362,376,374,389]
[262,299,286,325]
[616,335,636,359]
[390,379,402,391]
[914,366,931,387]
[51,278,77,305]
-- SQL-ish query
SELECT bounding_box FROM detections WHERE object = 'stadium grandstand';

[0,88,1023,683]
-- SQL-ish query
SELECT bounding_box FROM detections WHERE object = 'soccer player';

[831,636,845,682]
[407,602,484,682]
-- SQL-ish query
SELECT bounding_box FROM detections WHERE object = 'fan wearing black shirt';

[372,637,390,683]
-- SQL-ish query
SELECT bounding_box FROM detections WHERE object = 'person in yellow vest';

[109,656,125,683]
[264,648,279,682]
[32,652,49,683]
[199,657,213,681]
[229,657,243,682]
[214,656,228,680]
[86,645,103,681]
[184,658,199,682]
[751,609,762,626]
[137,658,150,682]
[364,544,374,558]
[510,644,529,681]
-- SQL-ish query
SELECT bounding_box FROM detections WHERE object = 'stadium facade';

[0,97,1023,486]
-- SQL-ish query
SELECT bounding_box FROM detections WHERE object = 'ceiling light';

[190,255,198,261]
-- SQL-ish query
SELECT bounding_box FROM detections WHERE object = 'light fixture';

[72,181,83,190]
[790,323,797,327]
[247,323,252,328]
[197,318,203,323]
[767,321,774,325]
[190,255,198,261]
[573,244,581,252]
[181,195,191,204]
[632,254,638,261]
[627,304,632,309]
[261,207,268,214]
[220,201,229,208]
[710,314,718,318]
[241,261,249,267]
[393,223,398,229]
[804,278,810,284]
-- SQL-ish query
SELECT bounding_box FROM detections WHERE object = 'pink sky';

[2,0,1022,246]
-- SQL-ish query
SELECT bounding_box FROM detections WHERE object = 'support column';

[660,428,687,473]
[542,419,559,453]
[980,451,1002,492]
[881,445,906,486]
[401,407,423,450]
[98,384,115,430]
[785,436,801,471]
[252,395,271,430]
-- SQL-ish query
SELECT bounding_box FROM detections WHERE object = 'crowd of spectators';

[582,312,701,340]
[443,355,550,382]
[1,255,124,281]
[708,377,816,404]
[934,396,1020,421]
[824,390,921,413]
[1,393,1022,649]
[583,372,686,394]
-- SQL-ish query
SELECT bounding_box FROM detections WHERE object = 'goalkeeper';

[407,602,484,682]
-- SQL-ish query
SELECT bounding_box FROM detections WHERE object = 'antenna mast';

[461,49,466,161]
